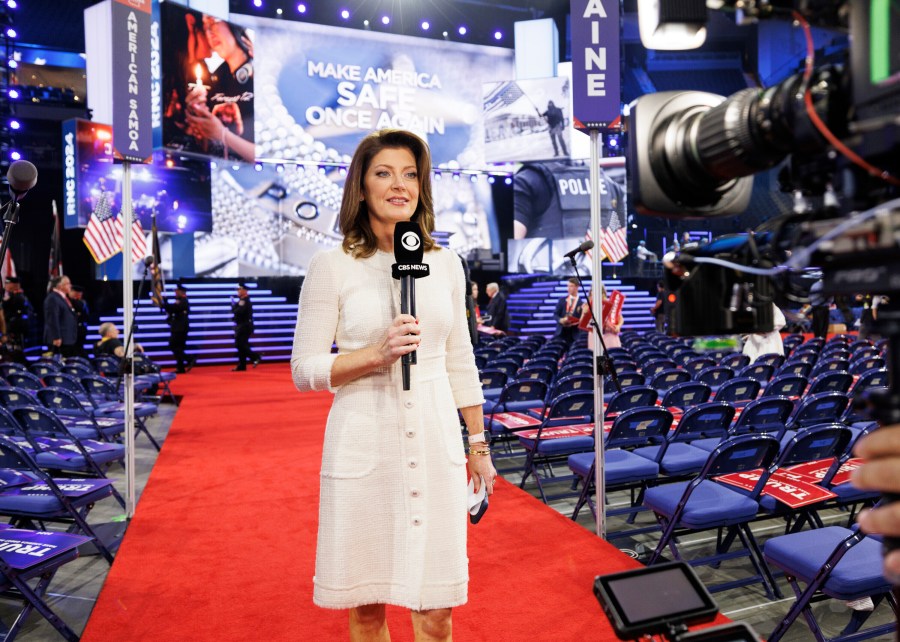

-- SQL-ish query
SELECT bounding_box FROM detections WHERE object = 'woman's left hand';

[185,101,224,141]
[468,455,497,496]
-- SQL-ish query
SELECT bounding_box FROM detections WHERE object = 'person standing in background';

[43,275,78,358]
[160,283,195,373]
[483,282,509,333]
[2,277,31,360]
[554,277,582,344]
[808,279,831,339]
[68,285,89,357]
[650,281,666,333]
[232,282,261,371]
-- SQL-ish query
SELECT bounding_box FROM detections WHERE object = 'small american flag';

[484,81,525,112]
[83,190,122,263]
[117,207,149,264]
[599,210,629,263]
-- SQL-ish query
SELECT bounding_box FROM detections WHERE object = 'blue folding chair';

[644,434,783,599]
[714,377,760,407]
[551,373,593,398]
[691,396,795,451]
[568,406,673,526]
[635,402,736,479]
[694,366,734,390]
[558,364,593,379]
[720,353,751,370]
[0,388,35,410]
[809,358,850,380]
[643,360,678,378]
[516,364,555,386]
[518,390,594,503]
[0,436,118,564]
[807,371,854,395]
[684,357,716,376]
[650,369,692,393]
[484,380,549,441]
[762,374,808,399]
[478,369,508,400]
[660,381,712,411]
[606,386,658,415]
[610,371,644,390]
[0,525,94,641]
[753,353,785,369]
[737,363,775,384]
[4,372,43,393]
[764,527,896,642]
[849,357,885,375]
[787,391,851,431]
[851,368,888,397]
[35,388,126,442]
[776,360,813,378]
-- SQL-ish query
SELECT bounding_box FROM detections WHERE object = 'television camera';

[625,0,900,337]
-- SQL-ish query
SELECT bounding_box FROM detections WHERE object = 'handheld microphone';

[392,221,430,391]
[6,160,38,202]
[143,255,156,267]
[563,239,594,259]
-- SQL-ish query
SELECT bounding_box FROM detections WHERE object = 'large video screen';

[161,4,256,162]
[62,118,212,234]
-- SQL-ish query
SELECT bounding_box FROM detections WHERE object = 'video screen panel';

[483,76,572,163]
[62,118,212,234]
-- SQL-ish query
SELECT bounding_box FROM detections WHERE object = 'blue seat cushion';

[633,443,710,476]
[34,443,125,469]
[568,452,594,477]
[831,482,880,504]
[764,527,891,600]
[518,435,593,455]
[0,483,113,515]
[606,450,659,485]
[690,437,722,452]
[482,387,503,400]
[644,480,760,529]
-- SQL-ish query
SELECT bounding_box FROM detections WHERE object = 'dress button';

[412,517,422,526]
[405,400,414,409]
[411,489,420,498]
[406,430,415,438]
[409,459,417,468]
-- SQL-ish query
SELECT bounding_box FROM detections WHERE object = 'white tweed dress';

[291,245,485,610]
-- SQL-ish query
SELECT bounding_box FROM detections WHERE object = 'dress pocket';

[320,411,379,479]
[434,387,468,466]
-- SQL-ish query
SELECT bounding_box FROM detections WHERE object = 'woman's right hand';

[376,314,420,366]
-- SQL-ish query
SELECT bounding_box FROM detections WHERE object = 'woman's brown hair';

[339,129,436,258]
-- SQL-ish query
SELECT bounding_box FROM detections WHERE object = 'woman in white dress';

[291,129,496,641]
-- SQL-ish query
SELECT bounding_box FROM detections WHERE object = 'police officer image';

[68,285,89,357]
[513,161,625,240]
[160,283,195,373]
[2,277,31,360]
[232,282,261,371]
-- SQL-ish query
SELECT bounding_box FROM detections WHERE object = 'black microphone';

[563,239,594,259]
[6,160,37,202]
[143,255,155,267]
[392,221,430,391]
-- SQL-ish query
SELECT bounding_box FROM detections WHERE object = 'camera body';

[624,0,900,336]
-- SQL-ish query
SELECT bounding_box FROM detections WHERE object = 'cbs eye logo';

[401,231,421,251]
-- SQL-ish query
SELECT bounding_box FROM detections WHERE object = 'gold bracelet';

[468,449,491,456]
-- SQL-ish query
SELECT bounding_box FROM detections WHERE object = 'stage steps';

[88,281,295,368]
[508,278,656,337]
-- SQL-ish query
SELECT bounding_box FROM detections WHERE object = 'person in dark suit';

[2,276,31,360]
[232,282,261,371]
[483,282,509,333]
[68,284,89,357]
[554,277,582,343]
[43,275,78,357]
[160,282,195,373]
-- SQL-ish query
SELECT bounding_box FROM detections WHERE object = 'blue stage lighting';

[458,26,467,36]
[340,9,350,20]
[381,15,390,25]
[9,120,20,130]
[494,31,503,40]
[297,3,307,13]
[421,21,430,31]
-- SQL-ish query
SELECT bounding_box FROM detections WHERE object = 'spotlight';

[10,151,20,161]
[442,31,448,39]
[8,89,18,99]
[452,172,460,181]
[6,28,16,38]
[276,7,282,15]
[494,31,503,40]
[607,136,619,148]
[381,15,390,25]
[340,9,350,20]
[297,3,307,13]
[458,26,467,36]
[7,60,16,69]
[470,174,478,183]
[488,176,496,184]
[504,177,512,185]
[232,164,241,171]
[8,120,17,131]
[254,162,263,171]
[434,171,442,180]
[276,164,285,173]
[363,19,370,28]
[7,0,16,8]
[421,21,429,31]
[253,0,262,7]
[165,157,175,168]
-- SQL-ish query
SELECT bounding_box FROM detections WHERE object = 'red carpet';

[82,364,720,641]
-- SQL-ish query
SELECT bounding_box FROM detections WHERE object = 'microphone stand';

[568,254,622,395]
[115,260,153,394]
[0,198,22,291]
